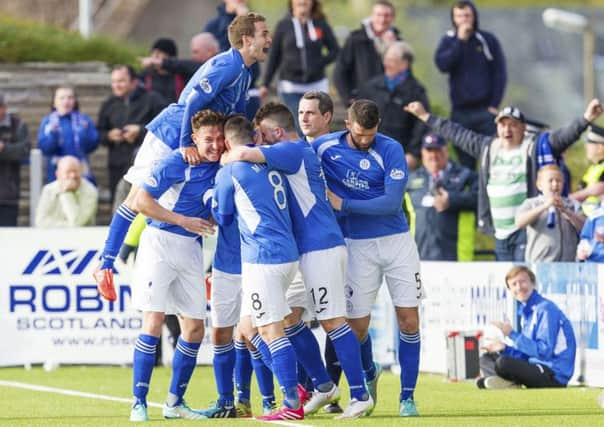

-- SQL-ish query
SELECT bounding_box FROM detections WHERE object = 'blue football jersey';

[213,220,242,275]
[146,48,251,149]
[259,140,345,254]
[142,150,219,238]
[212,162,298,264]
[312,130,409,239]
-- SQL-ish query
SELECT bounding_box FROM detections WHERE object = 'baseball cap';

[495,106,525,124]
[586,124,604,144]
[422,133,446,149]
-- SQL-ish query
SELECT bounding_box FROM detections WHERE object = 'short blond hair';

[504,265,536,289]
[228,12,266,49]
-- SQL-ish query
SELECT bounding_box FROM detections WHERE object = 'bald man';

[35,155,98,227]
[139,32,220,82]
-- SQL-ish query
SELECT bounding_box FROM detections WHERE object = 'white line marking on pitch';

[0,380,316,426]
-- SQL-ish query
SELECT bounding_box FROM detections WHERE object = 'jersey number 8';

[268,170,287,210]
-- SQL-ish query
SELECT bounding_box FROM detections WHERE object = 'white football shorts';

[345,232,424,318]
[210,269,242,328]
[242,261,298,327]
[131,227,206,319]
[299,245,347,321]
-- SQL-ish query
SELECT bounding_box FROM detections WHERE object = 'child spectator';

[515,164,584,262]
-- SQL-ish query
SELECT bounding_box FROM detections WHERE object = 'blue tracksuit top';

[502,290,576,385]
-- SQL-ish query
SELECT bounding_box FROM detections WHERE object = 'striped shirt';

[486,144,527,239]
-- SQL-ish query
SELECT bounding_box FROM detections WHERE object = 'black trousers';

[480,353,565,388]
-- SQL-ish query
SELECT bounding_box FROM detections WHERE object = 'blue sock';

[101,204,136,270]
[284,321,332,391]
[132,334,159,405]
[251,333,273,370]
[328,323,368,401]
[268,337,299,408]
[234,340,253,403]
[213,341,235,407]
[325,335,342,385]
[297,361,313,392]
[399,331,420,401]
[360,334,376,381]
[169,337,201,404]
[250,349,275,405]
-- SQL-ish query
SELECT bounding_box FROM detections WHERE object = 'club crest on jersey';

[145,176,158,188]
[359,158,371,170]
[200,78,212,94]
[390,168,405,180]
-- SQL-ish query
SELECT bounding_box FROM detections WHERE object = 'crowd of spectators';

[2,0,603,265]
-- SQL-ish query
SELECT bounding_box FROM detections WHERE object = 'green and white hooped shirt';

[486,139,529,240]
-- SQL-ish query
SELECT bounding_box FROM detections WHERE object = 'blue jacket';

[580,206,604,263]
[37,111,99,183]
[502,291,576,385]
[434,0,506,110]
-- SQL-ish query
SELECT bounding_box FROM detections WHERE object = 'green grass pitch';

[1,366,602,426]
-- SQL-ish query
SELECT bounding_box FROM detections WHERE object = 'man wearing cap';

[139,38,185,103]
[570,125,604,216]
[0,93,30,226]
[406,133,478,260]
[405,98,603,261]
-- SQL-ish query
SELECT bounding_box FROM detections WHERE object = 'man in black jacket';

[0,93,30,226]
[358,41,429,170]
[333,0,400,107]
[97,65,166,200]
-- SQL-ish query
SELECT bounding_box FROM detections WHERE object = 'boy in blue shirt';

[313,99,423,417]
[128,110,224,422]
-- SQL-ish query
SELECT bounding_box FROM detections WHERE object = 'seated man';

[35,155,98,227]
[478,265,576,389]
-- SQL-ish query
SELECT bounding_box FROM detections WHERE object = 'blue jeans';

[451,108,497,170]
[278,91,304,135]
[495,229,527,262]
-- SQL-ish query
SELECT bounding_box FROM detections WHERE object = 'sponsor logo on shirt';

[342,170,369,191]
[390,168,405,180]
[359,159,371,170]
[200,78,212,94]
[330,154,342,161]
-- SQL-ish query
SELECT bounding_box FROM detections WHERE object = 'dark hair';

[504,266,536,289]
[228,12,266,49]
[224,115,254,144]
[288,0,325,20]
[112,64,137,80]
[151,37,178,57]
[453,1,474,10]
[374,0,395,14]
[191,109,225,133]
[51,86,79,112]
[348,99,380,129]
[302,91,333,115]
[254,102,296,132]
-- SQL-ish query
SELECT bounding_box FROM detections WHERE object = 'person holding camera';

[97,65,167,201]
[406,133,478,261]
